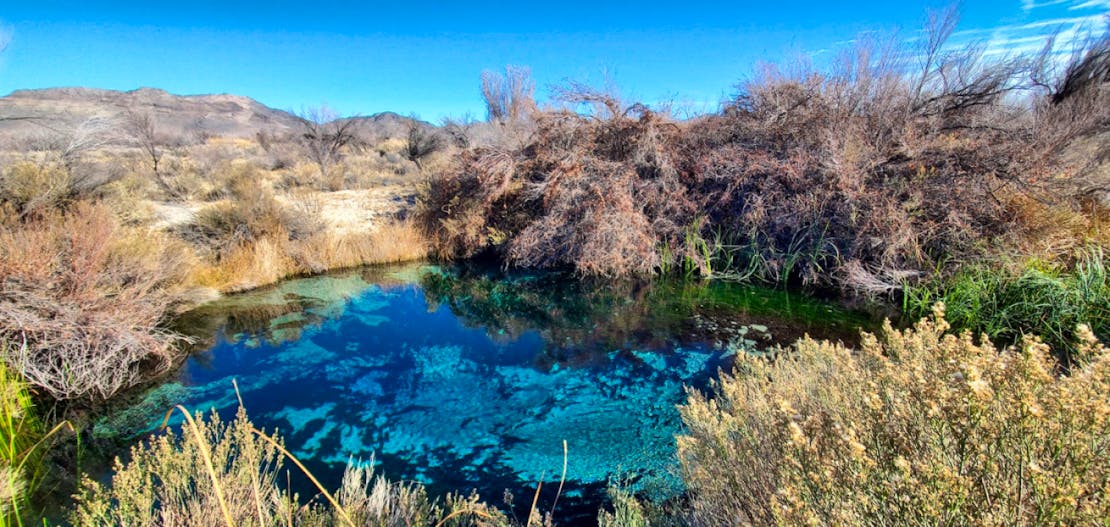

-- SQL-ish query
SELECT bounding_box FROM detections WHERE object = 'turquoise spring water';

[96,262,875,523]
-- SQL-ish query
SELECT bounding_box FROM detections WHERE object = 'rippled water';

[96,262,874,522]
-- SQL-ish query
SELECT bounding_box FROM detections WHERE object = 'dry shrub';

[196,160,271,201]
[422,20,1110,292]
[682,31,1041,288]
[420,85,699,278]
[73,406,297,526]
[74,406,511,526]
[678,305,1109,526]
[0,202,193,400]
[0,161,73,218]
[188,174,322,254]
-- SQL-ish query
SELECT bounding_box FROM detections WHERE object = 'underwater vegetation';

[93,262,874,521]
[419,262,876,366]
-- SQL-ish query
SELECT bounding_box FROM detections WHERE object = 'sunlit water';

[95,262,875,523]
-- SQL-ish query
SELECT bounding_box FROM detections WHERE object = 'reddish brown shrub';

[0,202,191,399]
[419,87,702,278]
[421,19,1110,292]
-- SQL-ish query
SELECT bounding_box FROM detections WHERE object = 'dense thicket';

[420,20,1110,296]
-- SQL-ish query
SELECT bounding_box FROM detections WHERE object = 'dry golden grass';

[1007,193,1110,266]
[73,404,511,526]
[192,221,429,293]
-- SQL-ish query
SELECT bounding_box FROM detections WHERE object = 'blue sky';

[0,1,1107,120]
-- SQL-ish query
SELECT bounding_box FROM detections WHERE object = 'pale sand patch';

[149,201,203,230]
[148,184,416,234]
[279,185,416,235]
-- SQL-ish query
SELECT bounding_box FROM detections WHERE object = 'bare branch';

[295,105,361,180]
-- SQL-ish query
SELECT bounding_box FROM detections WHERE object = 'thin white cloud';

[952,2,1108,60]
[1023,0,1070,12]
[1069,0,1110,10]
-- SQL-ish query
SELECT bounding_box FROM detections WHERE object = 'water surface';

[98,262,874,521]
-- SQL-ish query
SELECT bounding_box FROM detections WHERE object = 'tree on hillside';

[123,110,176,196]
[295,105,360,181]
[403,116,444,170]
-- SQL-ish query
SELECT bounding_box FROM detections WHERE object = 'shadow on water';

[88,261,879,525]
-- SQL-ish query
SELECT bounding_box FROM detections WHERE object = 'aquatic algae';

[98,261,872,519]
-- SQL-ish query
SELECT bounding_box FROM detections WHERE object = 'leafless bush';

[123,110,177,197]
[421,82,697,277]
[1029,28,1110,207]
[422,12,1109,291]
[403,118,444,170]
[441,115,477,148]
[479,66,539,149]
[60,115,120,170]
[295,105,361,181]
[481,65,537,124]
[0,202,192,400]
[682,8,1099,289]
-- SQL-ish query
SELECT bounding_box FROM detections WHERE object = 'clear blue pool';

[98,262,874,522]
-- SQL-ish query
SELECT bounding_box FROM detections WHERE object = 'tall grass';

[0,353,39,527]
[0,341,72,527]
[74,402,515,526]
[905,246,1109,366]
[191,220,430,293]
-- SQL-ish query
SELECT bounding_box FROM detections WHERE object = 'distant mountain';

[344,112,437,140]
[0,87,430,143]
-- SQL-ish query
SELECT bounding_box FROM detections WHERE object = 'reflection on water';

[98,262,875,521]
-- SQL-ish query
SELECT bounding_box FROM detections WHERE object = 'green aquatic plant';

[421,263,872,363]
[904,246,1109,366]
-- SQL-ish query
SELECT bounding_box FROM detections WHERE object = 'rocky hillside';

[0,87,431,145]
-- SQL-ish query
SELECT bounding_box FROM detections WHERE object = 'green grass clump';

[0,341,71,527]
[905,246,1109,365]
[0,354,40,526]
